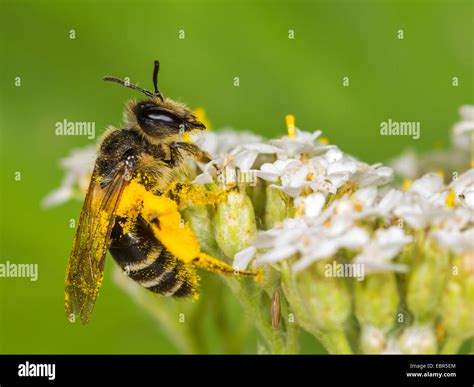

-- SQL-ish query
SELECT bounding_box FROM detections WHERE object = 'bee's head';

[130,98,205,140]
[104,60,206,141]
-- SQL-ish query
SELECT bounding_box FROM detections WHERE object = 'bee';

[65,60,256,325]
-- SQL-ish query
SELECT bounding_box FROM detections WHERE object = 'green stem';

[318,330,353,354]
[279,290,300,354]
[225,277,287,354]
[440,336,463,354]
[205,243,287,354]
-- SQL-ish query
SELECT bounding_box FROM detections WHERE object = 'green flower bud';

[406,242,449,324]
[354,273,399,332]
[264,185,292,229]
[441,254,474,342]
[182,204,218,256]
[399,325,437,354]
[260,265,281,296]
[213,191,257,259]
[246,181,266,228]
[296,262,351,331]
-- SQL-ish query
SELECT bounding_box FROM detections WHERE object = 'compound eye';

[144,108,181,126]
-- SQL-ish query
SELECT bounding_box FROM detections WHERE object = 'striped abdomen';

[109,216,196,297]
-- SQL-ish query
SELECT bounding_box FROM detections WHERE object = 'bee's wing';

[64,163,131,325]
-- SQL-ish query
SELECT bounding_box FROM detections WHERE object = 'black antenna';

[103,76,155,98]
[103,60,164,101]
[153,60,161,97]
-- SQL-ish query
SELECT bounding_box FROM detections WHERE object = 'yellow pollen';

[402,179,412,191]
[318,136,329,145]
[436,170,445,179]
[354,201,363,212]
[445,190,456,209]
[285,114,295,139]
[295,204,305,216]
[254,269,264,284]
[182,132,192,143]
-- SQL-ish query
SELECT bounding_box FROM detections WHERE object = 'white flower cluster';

[194,127,473,273]
[194,128,392,196]
[237,169,473,271]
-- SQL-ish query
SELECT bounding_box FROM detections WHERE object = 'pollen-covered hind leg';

[164,181,228,207]
[192,253,257,278]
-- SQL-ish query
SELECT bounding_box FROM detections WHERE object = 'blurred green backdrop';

[0,0,472,353]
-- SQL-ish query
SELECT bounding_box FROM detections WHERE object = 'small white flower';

[324,148,344,163]
[308,175,339,195]
[393,173,457,228]
[450,169,474,210]
[377,188,404,214]
[192,159,216,185]
[394,192,449,229]
[409,173,444,198]
[259,244,300,264]
[228,143,279,171]
[452,105,474,151]
[325,158,358,188]
[307,151,358,194]
[353,186,378,208]
[294,192,326,217]
[233,246,257,271]
[194,138,280,186]
[353,163,393,188]
[292,226,369,272]
[262,160,310,197]
[192,169,214,185]
[269,129,334,158]
[42,145,96,208]
[193,130,262,157]
[351,188,402,220]
[354,226,411,273]
[390,149,420,179]
[431,228,474,254]
[439,207,473,231]
[257,159,301,183]
[326,159,358,176]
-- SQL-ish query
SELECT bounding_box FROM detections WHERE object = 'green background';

[0,0,472,353]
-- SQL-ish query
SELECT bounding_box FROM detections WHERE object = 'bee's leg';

[165,141,210,168]
[164,142,184,168]
[164,182,227,207]
[192,252,258,278]
[172,142,212,164]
